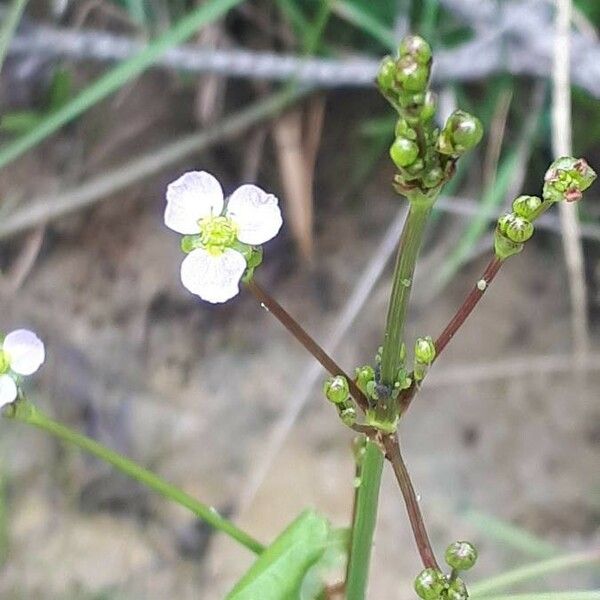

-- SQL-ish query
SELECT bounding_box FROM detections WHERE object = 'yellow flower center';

[198,215,238,255]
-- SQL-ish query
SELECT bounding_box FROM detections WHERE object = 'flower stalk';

[246,278,369,411]
[3,398,265,555]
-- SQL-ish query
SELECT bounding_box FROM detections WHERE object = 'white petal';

[180,248,246,303]
[0,375,17,407]
[3,329,45,376]
[226,184,283,245]
[164,171,224,234]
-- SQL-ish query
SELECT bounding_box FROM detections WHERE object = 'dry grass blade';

[272,97,326,263]
[552,0,590,361]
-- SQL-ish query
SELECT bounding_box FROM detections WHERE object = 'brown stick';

[246,279,369,411]
[399,255,504,412]
[383,433,440,570]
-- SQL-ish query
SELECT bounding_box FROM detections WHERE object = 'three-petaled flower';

[0,329,45,407]
[164,171,283,303]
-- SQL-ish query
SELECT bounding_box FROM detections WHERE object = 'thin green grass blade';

[470,551,600,597]
[332,0,396,51]
[0,0,244,171]
[462,509,560,559]
[0,0,28,74]
[470,593,600,600]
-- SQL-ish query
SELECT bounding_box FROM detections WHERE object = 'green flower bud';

[390,137,419,168]
[422,166,444,189]
[405,157,425,175]
[512,195,542,219]
[395,55,429,93]
[438,110,483,156]
[420,91,437,121]
[340,405,356,426]
[377,56,397,92]
[323,375,350,405]
[355,365,375,395]
[500,213,534,243]
[399,35,432,65]
[543,157,597,203]
[445,541,478,571]
[446,577,468,600]
[414,568,446,599]
[394,118,417,140]
[415,336,436,365]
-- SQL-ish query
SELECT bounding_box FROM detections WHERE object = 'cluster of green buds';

[414,336,436,382]
[495,157,597,260]
[323,375,356,426]
[377,35,482,199]
[352,349,413,432]
[414,541,477,599]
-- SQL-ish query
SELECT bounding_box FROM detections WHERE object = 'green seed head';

[445,541,478,571]
[390,137,419,168]
[323,375,350,405]
[395,55,430,93]
[543,157,597,203]
[512,195,542,219]
[414,568,446,599]
[415,336,436,365]
[446,576,468,600]
[399,35,432,65]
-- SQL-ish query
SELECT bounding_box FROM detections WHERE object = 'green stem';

[0,0,244,171]
[4,398,264,555]
[470,551,600,597]
[345,194,436,597]
[345,440,385,600]
[0,0,29,75]
[380,202,433,385]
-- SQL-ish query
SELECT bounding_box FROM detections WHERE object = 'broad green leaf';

[226,510,332,600]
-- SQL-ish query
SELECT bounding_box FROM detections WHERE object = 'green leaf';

[226,510,332,600]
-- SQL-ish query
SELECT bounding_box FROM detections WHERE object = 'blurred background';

[0,0,599,598]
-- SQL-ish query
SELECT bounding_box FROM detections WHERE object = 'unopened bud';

[512,195,542,219]
[377,56,396,92]
[414,568,446,600]
[445,541,478,571]
[323,375,349,405]
[395,55,430,93]
[415,336,436,365]
[446,577,468,600]
[390,137,419,168]
[498,213,534,243]
[399,35,432,65]
[355,365,376,395]
[438,110,483,156]
[340,405,356,426]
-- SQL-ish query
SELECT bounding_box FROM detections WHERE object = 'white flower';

[0,329,45,407]
[164,171,283,303]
